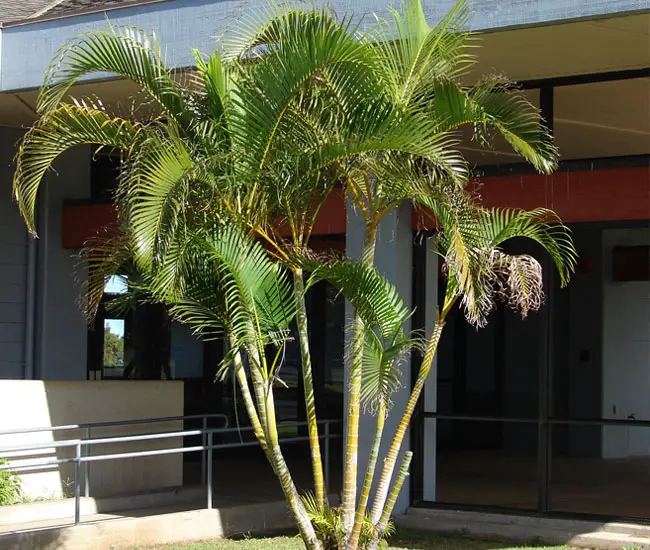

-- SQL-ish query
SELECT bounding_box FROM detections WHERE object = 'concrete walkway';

[0,498,294,549]
[397,508,650,549]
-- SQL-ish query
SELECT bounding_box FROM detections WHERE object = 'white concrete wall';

[0,380,184,500]
[0,127,29,380]
[602,227,650,459]
[35,146,91,380]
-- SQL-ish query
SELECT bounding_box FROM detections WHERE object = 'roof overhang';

[0,0,648,92]
[0,9,647,164]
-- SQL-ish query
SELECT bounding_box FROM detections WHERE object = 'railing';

[0,414,340,526]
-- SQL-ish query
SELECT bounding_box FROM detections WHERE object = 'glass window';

[104,275,128,295]
[436,418,538,510]
[554,78,650,160]
[102,318,125,379]
[551,423,650,518]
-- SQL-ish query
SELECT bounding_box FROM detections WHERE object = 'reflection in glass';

[104,274,128,295]
[103,318,125,378]
[436,419,538,510]
[551,423,650,518]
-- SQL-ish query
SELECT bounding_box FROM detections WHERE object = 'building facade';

[0,0,648,520]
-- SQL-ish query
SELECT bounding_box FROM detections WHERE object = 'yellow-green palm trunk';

[369,320,445,525]
[342,225,378,533]
[235,328,320,547]
[231,341,270,457]
[369,451,413,550]
[264,380,323,550]
[293,269,327,508]
[244,329,269,433]
[347,403,386,550]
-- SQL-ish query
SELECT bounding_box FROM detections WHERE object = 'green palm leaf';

[374,0,474,103]
[13,101,141,234]
[121,133,194,270]
[362,328,420,413]
[38,25,193,133]
[307,258,410,342]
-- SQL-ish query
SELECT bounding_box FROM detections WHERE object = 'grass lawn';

[133,529,569,550]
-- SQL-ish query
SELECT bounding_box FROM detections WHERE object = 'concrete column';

[345,200,413,514]
[36,146,91,380]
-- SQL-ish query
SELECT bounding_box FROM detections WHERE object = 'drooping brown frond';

[491,249,544,318]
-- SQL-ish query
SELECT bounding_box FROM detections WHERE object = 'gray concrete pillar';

[345,199,413,514]
[36,146,91,380]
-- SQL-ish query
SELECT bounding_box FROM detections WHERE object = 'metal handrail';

[0,416,342,526]
[0,418,336,455]
[0,412,229,437]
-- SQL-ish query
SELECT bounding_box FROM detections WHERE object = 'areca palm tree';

[13,1,576,549]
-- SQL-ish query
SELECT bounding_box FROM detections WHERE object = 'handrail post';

[201,416,207,485]
[74,442,81,525]
[324,421,330,495]
[207,431,213,509]
[84,427,91,498]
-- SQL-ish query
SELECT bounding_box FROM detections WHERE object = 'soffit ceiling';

[0,12,648,165]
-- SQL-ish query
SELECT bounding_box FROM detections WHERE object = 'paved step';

[0,499,293,550]
[397,508,650,549]
[0,485,205,525]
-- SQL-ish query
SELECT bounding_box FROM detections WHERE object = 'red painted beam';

[275,187,346,237]
[61,202,119,249]
[413,166,650,230]
[63,167,648,247]
[62,187,348,249]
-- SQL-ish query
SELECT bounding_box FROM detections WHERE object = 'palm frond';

[80,230,135,321]
[416,180,493,323]
[482,208,577,287]
[362,328,420,414]
[373,0,475,103]
[429,77,557,174]
[306,258,411,341]
[229,7,381,181]
[13,101,141,234]
[469,76,557,173]
[120,132,194,270]
[38,25,193,132]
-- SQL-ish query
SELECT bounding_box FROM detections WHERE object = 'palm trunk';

[244,326,269,433]
[264,379,323,550]
[230,340,270,458]
[293,268,327,508]
[342,225,378,534]
[347,403,386,550]
[232,334,322,549]
[368,452,413,550]
[369,319,445,525]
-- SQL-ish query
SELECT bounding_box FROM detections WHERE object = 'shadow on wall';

[0,380,184,500]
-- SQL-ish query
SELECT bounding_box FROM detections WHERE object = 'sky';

[104,275,127,338]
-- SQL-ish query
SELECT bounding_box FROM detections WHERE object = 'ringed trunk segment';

[369,451,414,550]
[347,404,386,550]
[293,269,327,508]
[369,320,445,525]
[341,225,378,533]
[265,353,323,549]
[231,335,321,548]
[232,346,271,458]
